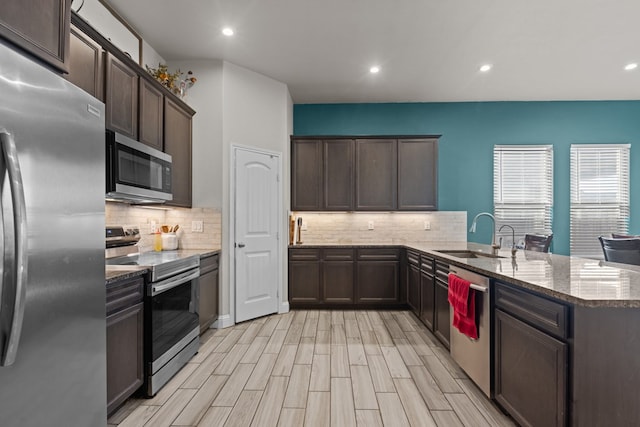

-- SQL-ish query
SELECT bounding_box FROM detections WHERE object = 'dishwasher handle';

[447,272,489,293]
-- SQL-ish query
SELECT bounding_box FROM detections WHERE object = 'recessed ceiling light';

[479,64,492,72]
[624,63,638,71]
[369,66,380,74]
[222,27,234,36]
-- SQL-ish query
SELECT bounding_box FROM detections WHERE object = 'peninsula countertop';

[290,241,640,308]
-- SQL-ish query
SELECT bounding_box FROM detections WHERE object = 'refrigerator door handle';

[0,130,29,366]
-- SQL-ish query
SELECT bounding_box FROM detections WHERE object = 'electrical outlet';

[424,221,431,230]
[191,220,204,233]
[368,221,375,230]
[301,222,308,231]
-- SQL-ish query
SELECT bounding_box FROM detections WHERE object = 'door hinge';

[276,232,279,240]
[276,174,280,182]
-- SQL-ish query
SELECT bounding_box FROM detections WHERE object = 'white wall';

[166,59,292,325]
[168,59,224,208]
[221,62,293,322]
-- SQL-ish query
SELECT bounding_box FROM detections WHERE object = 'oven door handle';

[151,268,200,296]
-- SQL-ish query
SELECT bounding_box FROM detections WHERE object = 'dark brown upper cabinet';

[291,139,323,210]
[164,97,194,208]
[355,139,397,210]
[65,24,104,100]
[0,0,71,72]
[105,52,139,139]
[291,136,438,212]
[398,138,438,210]
[139,79,164,150]
[324,139,354,210]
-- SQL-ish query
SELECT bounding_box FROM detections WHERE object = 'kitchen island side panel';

[572,306,640,426]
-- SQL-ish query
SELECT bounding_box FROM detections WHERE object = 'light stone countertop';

[105,248,221,284]
[291,241,640,308]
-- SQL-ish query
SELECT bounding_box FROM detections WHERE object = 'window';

[570,144,630,258]
[494,145,553,249]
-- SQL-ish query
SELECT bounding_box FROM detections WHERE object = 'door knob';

[237,243,245,248]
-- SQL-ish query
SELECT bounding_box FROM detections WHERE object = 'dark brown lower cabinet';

[420,264,435,331]
[289,249,322,304]
[495,309,567,427]
[323,262,354,303]
[106,276,144,415]
[199,253,219,334]
[289,247,400,307]
[356,248,400,304]
[407,263,421,315]
[433,279,450,349]
[405,250,420,315]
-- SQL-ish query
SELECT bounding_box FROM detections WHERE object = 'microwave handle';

[0,130,29,367]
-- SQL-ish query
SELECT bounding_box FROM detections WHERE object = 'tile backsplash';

[106,202,221,252]
[290,211,467,244]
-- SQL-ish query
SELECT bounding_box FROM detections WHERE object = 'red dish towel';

[448,273,478,340]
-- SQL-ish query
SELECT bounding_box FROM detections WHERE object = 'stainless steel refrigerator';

[0,39,107,426]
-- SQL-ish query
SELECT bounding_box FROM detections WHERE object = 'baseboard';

[212,314,234,329]
[279,301,290,314]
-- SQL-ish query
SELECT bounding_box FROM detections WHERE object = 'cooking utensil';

[296,217,303,244]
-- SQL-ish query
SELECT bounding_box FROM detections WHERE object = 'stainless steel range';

[106,226,200,397]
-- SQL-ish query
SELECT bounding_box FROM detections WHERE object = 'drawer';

[106,276,144,316]
[200,253,219,273]
[357,248,400,261]
[435,262,449,283]
[407,250,420,266]
[495,282,569,340]
[420,256,434,274]
[289,248,321,261]
[323,248,355,261]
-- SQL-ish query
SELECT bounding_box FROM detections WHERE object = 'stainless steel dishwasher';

[449,265,491,397]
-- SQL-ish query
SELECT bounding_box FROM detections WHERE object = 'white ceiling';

[106,0,640,104]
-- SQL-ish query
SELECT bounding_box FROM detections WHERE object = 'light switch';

[192,220,204,232]
[368,221,375,230]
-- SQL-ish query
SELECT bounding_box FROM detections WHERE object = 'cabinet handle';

[237,243,246,248]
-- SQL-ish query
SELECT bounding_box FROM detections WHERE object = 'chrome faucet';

[498,224,517,258]
[469,212,501,255]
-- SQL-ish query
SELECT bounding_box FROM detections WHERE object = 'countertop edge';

[289,243,640,308]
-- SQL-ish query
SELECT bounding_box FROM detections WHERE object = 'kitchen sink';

[434,249,504,259]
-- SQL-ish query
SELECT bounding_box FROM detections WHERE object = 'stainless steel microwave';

[106,130,172,203]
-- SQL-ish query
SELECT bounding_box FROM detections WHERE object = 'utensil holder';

[161,232,178,250]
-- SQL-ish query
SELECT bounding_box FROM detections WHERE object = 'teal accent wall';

[293,101,640,255]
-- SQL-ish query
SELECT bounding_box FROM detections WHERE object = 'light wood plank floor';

[108,310,516,427]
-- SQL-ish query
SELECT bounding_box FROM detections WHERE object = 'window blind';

[493,145,553,249]
[570,144,630,258]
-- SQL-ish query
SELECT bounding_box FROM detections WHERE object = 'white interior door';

[234,147,280,322]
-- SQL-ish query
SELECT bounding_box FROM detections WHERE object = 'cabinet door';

[324,139,353,210]
[105,53,138,139]
[398,139,438,210]
[289,261,321,304]
[420,270,435,331]
[291,139,322,210]
[434,280,450,349]
[139,79,164,150]
[355,139,397,210]
[495,309,567,427]
[164,98,193,207]
[323,261,354,303]
[199,256,219,334]
[107,302,144,415]
[0,0,70,72]
[407,263,421,315]
[356,261,399,303]
[65,25,103,100]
